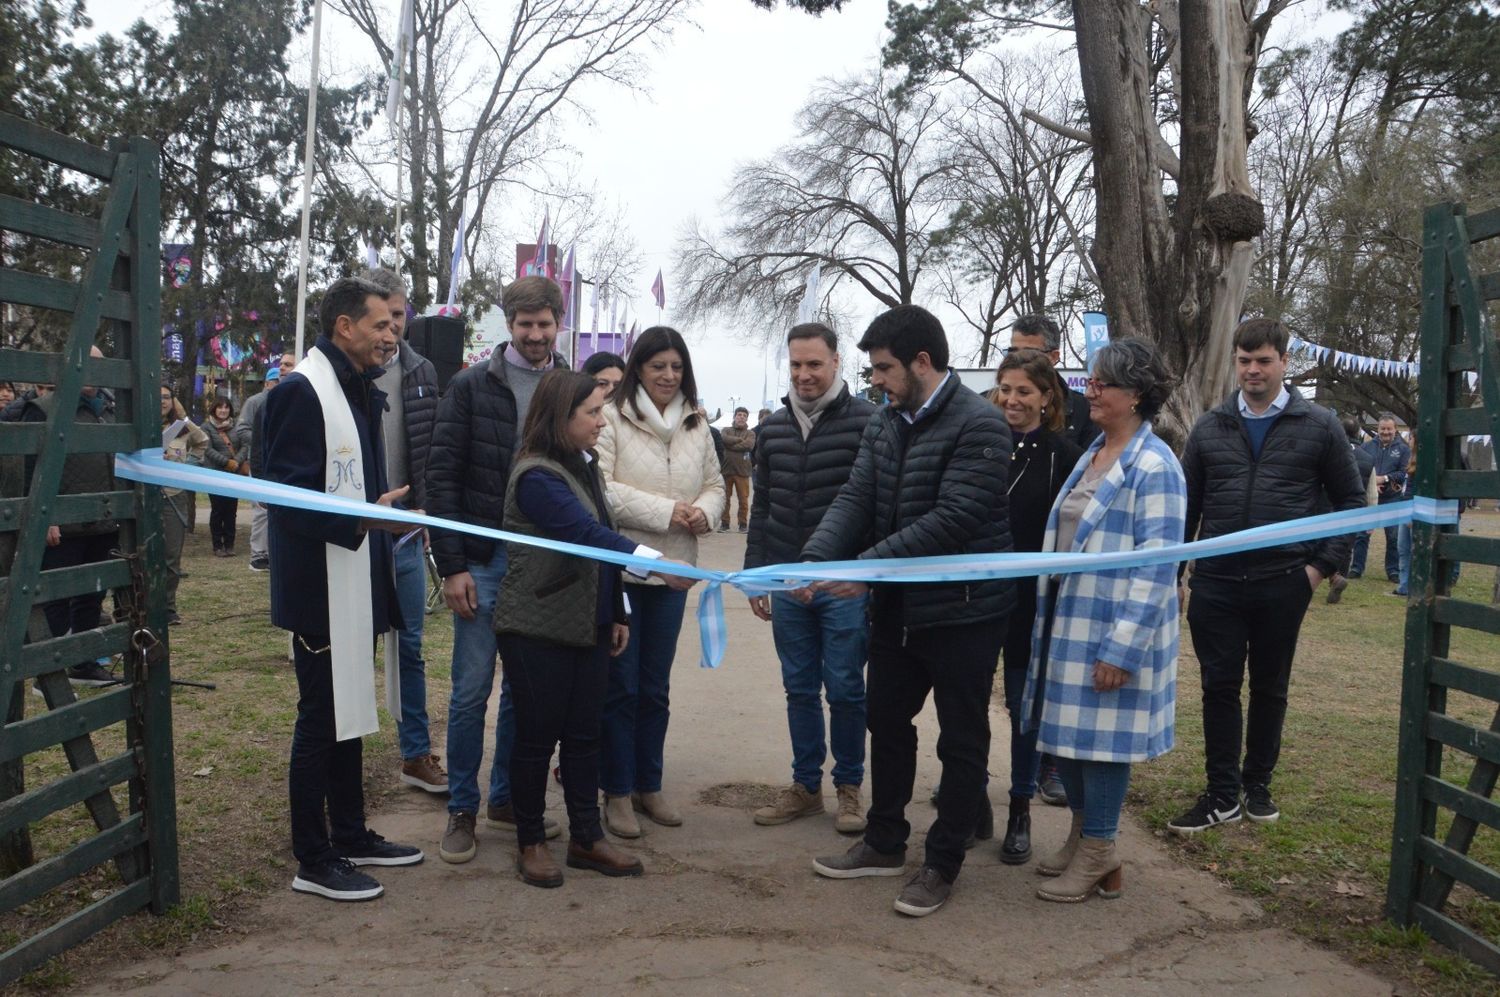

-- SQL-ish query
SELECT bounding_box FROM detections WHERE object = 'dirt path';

[88,535,1393,995]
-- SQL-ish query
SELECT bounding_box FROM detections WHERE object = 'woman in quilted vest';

[495,370,694,888]
[595,327,725,838]
[201,396,249,556]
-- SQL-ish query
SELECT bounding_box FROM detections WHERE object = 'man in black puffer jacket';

[1169,318,1364,838]
[804,305,1014,920]
[744,322,878,834]
[425,275,569,863]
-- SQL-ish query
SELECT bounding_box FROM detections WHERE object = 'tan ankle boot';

[604,794,641,838]
[632,791,682,827]
[1035,836,1123,903]
[1037,810,1085,876]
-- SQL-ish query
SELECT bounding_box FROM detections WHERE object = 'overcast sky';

[87,0,1344,417]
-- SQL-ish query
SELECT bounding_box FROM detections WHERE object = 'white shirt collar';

[1238,384,1290,419]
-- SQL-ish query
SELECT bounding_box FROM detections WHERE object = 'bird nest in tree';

[1202,192,1266,242]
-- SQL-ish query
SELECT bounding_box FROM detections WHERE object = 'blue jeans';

[1396,522,1412,595]
[601,583,688,796]
[770,591,869,790]
[1054,757,1132,840]
[393,539,431,760]
[445,545,516,814]
[1002,667,1040,799]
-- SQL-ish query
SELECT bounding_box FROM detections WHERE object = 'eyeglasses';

[1083,378,1121,392]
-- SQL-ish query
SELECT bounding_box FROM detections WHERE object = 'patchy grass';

[1130,510,1500,996]
[3,502,456,992]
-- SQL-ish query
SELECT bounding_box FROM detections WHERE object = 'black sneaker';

[1037,770,1068,807]
[1243,785,1280,825]
[166,611,183,626]
[812,840,906,879]
[1167,793,1242,836]
[67,661,119,687]
[337,830,424,867]
[893,865,951,917]
[249,556,269,572]
[291,857,383,901]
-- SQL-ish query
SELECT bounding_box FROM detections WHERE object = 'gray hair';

[1091,337,1172,419]
[1011,313,1061,351]
[361,267,408,299]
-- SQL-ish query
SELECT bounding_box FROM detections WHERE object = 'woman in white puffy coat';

[595,327,725,838]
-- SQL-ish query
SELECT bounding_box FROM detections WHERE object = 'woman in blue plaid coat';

[1021,338,1186,903]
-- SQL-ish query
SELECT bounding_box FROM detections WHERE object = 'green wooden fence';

[1387,200,1500,974]
[0,112,177,986]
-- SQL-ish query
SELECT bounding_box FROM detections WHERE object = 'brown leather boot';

[516,843,563,888]
[567,838,644,877]
[1037,809,1085,877]
[1035,836,1123,903]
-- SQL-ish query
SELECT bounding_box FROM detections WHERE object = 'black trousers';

[500,629,611,848]
[289,634,366,866]
[40,531,118,667]
[863,614,1004,882]
[208,494,239,550]
[1187,571,1314,801]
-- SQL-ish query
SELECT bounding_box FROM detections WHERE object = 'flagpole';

[291,0,324,363]
[392,66,405,275]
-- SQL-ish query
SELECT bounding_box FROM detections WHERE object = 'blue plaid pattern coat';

[1021,421,1187,763]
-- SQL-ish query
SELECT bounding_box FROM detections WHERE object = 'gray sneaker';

[893,865,951,917]
[812,840,906,879]
[439,811,477,864]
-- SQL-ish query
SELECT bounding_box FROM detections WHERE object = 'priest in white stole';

[262,276,425,903]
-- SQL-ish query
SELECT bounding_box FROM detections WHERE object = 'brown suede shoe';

[399,754,448,794]
[567,838,644,877]
[517,843,563,888]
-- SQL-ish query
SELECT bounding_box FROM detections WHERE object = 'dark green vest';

[494,453,612,648]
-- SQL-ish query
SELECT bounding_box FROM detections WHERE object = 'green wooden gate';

[0,113,177,986]
[1387,200,1500,973]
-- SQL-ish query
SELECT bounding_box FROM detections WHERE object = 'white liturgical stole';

[298,347,380,741]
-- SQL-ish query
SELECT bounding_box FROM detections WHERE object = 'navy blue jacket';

[1363,436,1411,502]
[263,337,400,636]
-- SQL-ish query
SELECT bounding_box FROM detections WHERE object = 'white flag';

[385,0,415,123]
[796,265,823,325]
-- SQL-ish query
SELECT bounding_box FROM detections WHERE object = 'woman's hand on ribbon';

[653,558,699,591]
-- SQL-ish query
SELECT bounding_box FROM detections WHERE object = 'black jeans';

[289,634,366,866]
[864,614,1004,882]
[208,494,239,550]
[1187,571,1314,801]
[500,629,611,848]
[40,530,118,667]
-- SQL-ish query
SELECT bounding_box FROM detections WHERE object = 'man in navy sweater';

[263,277,424,901]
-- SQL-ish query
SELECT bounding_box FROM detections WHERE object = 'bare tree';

[331,0,691,310]
[933,56,1093,366]
[888,0,1297,442]
[673,68,955,336]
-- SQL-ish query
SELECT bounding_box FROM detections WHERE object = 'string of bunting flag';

[1287,335,1419,379]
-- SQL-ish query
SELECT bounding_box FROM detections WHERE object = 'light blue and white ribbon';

[114,450,1461,669]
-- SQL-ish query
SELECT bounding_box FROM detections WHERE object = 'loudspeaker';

[406,315,465,393]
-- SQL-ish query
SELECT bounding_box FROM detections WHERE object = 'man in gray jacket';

[236,353,296,572]
[363,268,443,795]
